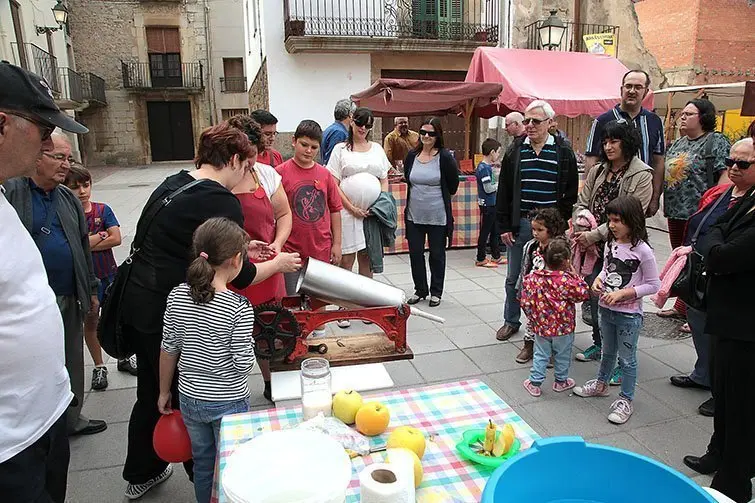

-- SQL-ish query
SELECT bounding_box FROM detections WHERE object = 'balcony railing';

[523,21,620,56]
[83,73,107,105]
[220,76,247,93]
[58,67,84,103]
[121,61,204,90]
[10,42,60,93]
[283,0,499,44]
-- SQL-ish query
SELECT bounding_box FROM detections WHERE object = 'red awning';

[465,47,655,118]
[350,79,503,117]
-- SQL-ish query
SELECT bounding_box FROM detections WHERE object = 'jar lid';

[301,357,330,377]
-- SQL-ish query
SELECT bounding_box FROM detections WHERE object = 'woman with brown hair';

[119,123,301,500]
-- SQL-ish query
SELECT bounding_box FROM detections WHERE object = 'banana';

[483,419,497,455]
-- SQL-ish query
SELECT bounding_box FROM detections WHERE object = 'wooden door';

[147,101,195,161]
[10,1,27,69]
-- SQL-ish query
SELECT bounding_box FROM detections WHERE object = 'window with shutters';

[146,27,182,87]
[221,58,246,92]
[222,108,249,120]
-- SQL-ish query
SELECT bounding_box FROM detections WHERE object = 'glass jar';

[300,357,332,421]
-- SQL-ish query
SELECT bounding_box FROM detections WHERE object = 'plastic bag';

[295,414,371,457]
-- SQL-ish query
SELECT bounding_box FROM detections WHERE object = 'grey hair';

[334,99,355,121]
[525,100,556,119]
[732,137,754,149]
[394,116,409,125]
[505,112,524,126]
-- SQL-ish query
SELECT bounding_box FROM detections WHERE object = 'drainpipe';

[573,0,582,52]
[203,0,217,124]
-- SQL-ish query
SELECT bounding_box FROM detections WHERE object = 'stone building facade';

[68,0,212,165]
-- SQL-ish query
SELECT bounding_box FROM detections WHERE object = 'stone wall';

[68,0,212,165]
[248,58,269,112]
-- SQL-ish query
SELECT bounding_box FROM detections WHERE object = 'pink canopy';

[351,79,503,117]
[465,47,655,118]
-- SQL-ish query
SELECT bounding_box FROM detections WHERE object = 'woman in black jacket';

[403,117,459,307]
[119,123,301,499]
[683,136,755,503]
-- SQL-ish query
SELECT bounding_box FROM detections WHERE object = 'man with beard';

[383,116,419,169]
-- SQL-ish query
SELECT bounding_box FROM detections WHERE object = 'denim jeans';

[596,307,642,400]
[529,333,575,384]
[179,394,250,503]
[502,218,533,329]
[685,305,711,388]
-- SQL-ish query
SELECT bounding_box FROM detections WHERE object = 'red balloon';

[153,411,193,463]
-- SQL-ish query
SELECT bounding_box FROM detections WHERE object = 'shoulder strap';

[31,189,59,244]
[691,187,730,245]
[128,178,206,258]
[703,132,716,188]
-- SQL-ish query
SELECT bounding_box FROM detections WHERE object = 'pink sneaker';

[523,379,542,397]
[553,378,575,393]
[573,379,610,398]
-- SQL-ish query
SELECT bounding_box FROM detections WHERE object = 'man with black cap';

[0,61,89,502]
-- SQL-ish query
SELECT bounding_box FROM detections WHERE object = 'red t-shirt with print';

[276,159,343,262]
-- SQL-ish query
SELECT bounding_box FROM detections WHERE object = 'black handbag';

[97,178,206,358]
[671,189,730,310]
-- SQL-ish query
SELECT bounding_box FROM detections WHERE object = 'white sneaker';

[573,379,610,398]
[607,398,633,424]
[125,464,173,500]
[311,328,327,337]
[337,319,351,328]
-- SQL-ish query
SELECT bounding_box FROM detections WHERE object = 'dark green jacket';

[3,177,98,313]
[364,191,397,274]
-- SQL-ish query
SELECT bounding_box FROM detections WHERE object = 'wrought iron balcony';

[283,0,499,53]
[58,67,84,104]
[522,20,620,56]
[83,73,107,105]
[220,76,247,93]
[121,60,204,91]
[10,42,60,93]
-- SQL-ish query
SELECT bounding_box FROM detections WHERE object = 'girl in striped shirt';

[157,217,256,503]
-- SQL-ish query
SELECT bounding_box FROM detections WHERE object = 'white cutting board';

[270,363,394,402]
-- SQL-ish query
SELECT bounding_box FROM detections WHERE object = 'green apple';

[332,390,363,425]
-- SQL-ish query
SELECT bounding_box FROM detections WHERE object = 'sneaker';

[609,367,623,386]
[553,378,576,393]
[311,328,327,337]
[337,319,351,328]
[406,295,425,305]
[522,379,542,397]
[607,398,633,424]
[475,258,498,268]
[574,379,610,397]
[117,355,138,376]
[125,464,173,500]
[576,344,601,362]
[91,366,108,391]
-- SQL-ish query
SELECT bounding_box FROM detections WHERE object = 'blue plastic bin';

[481,436,716,503]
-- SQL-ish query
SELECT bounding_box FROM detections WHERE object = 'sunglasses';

[7,111,55,141]
[419,129,438,137]
[522,117,548,126]
[354,121,373,130]
[725,158,753,170]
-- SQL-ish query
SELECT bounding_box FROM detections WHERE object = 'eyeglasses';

[419,129,438,137]
[522,118,548,126]
[622,84,646,92]
[725,157,753,170]
[6,111,55,141]
[354,121,373,130]
[679,112,699,118]
[42,151,75,164]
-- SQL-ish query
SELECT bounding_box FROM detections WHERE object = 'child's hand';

[248,240,274,261]
[600,288,634,306]
[330,245,342,266]
[157,392,172,415]
[274,252,302,273]
[591,276,604,294]
[268,242,281,256]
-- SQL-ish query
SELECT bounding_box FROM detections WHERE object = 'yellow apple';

[387,426,426,459]
[355,402,390,436]
[386,447,423,488]
[332,390,363,425]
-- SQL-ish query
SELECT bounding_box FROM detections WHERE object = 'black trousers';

[584,255,604,347]
[122,324,192,484]
[476,206,501,262]
[0,412,69,503]
[406,220,447,298]
[708,337,755,503]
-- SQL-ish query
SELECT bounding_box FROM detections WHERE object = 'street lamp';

[36,0,69,35]
[538,10,566,51]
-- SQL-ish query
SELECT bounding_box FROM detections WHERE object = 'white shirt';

[0,189,72,463]
[254,162,282,198]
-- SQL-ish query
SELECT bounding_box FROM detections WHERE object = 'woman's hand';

[248,240,274,261]
[347,203,369,219]
[591,276,604,294]
[157,392,172,415]
[268,241,282,256]
[573,231,590,250]
[274,252,302,273]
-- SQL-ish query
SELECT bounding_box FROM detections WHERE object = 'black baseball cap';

[0,60,88,134]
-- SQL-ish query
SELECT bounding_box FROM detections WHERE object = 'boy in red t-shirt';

[276,120,343,311]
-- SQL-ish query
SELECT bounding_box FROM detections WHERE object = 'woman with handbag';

[115,123,301,500]
[683,137,755,503]
[669,138,755,418]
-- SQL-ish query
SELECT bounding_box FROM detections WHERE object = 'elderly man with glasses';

[585,70,666,217]
[3,132,106,439]
[494,100,579,364]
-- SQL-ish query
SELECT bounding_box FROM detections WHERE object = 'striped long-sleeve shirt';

[161,283,256,401]
[519,136,559,213]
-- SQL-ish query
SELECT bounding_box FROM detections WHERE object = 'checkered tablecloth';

[387,177,480,254]
[212,379,540,502]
